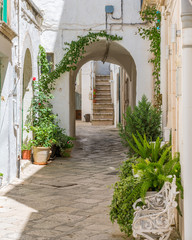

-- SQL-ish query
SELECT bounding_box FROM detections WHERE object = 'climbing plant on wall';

[138,7,161,110]
[46,31,122,86]
[26,31,122,136]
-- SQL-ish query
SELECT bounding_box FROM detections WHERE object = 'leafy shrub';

[133,153,182,200]
[119,95,161,156]
[128,133,171,162]
[29,121,57,148]
[110,176,141,236]
[110,135,183,236]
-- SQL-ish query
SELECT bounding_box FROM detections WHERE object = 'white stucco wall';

[81,62,92,121]
[95,61,110,76]
[32,0,153,135]
[0,0,41,185]
[110,64,120,127]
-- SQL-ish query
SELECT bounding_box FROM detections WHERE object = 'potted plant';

[29,121,57,165]
[51,124,68,158]
[21,142,32,160]
[0,173,3,187]
[60,136,74,157]
[93,88,96,103]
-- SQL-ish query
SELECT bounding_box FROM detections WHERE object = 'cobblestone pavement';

[0,122,129,240]
[0,122,181,240]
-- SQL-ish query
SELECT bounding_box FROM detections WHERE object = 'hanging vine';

[138,7,161,110]
[26,31,122,144]
[45,31,122,87]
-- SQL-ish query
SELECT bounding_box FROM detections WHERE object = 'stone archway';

[22,49,33,144]
[68,40,137,136]
[51,39,137,136]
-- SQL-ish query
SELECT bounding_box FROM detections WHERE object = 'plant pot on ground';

[60,137,74,157]
[60,148,72,157]
[21,142,32,160]
[33,146,52,165]
[29,122,56,165]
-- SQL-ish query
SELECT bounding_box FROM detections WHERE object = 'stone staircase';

[92,75,114,125]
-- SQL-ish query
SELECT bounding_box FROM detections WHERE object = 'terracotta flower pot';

[22,150,31,160]
[33,147,51,165]
[61,148,72,157]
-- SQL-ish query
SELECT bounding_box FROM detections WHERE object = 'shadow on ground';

[1,123,132,240]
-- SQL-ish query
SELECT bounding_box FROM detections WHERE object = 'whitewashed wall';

[0,0,41,185]
[81,62,92,121]
[33,0,153,135]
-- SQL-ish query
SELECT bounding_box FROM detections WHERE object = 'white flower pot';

[33,147,51,165]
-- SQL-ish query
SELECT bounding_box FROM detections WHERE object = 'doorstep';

[20,159,32,172]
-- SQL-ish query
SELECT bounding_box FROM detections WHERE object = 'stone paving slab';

[0,122,180,239]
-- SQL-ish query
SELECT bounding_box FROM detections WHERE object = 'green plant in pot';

[21,141,32,160]
[29,121,57,165]
[60,136,75,157]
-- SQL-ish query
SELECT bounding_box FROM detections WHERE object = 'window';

[0,0,7,23]
[46,53,54,73]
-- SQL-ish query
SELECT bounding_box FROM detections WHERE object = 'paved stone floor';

[0,122,129,240]
[0,122,181,240]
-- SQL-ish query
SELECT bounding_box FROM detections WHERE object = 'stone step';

[96,89,111,94]
[92,119,114,126]
[96,80,110,84]
[96,85,111,90]
[95,98,111,103]
[96,93,111,98]
[96,82,110,86]
[20,160,32,173]
[93,108,114,113]
[96,75,110,80]
[93,103,113,109]
[93,113,113,120]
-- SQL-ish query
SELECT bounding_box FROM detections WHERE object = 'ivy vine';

[138,7,161,110]
[26,31,122,146]
[46,31,122,86]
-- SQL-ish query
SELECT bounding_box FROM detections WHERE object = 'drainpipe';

[91,61,94,100]
[17,0,21,178]
[181,1,192,239]
[160,7,168,134]
[111,0,123,21]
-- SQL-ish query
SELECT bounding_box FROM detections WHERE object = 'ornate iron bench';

[132,176,179,240]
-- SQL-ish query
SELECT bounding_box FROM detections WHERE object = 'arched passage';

[69,40,137,136]
[22,49,33,144]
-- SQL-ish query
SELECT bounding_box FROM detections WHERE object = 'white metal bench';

[132,176,179,240]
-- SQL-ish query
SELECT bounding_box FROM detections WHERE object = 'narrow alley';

[0,123,129,240]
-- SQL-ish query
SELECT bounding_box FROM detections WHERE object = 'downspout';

[112,0,123,21]
[91,61,94,121]
[17,0,21,178]
[119,68,121,123]
[106,0,124,33]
